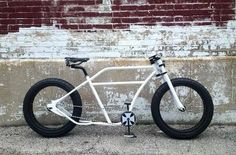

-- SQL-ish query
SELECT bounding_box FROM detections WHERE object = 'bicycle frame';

[47,57,185,126]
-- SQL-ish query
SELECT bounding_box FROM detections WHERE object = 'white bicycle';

[23,54,214,139]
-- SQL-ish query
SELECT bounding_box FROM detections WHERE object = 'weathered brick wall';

[0,0,236,58]
[0,0,235,34]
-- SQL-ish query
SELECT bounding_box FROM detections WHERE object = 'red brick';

[58,0,102,6]
[49,13,62,18]
[0,13,8,18]
[112,5,120,10]
[183,16,194,21]
[150,10,174,16]
[221,15,235,21]
[9,13,42,18]
[55,19,68,24]
[138,5,156,10]
[220,9,235,15]
[31,7,51,12]
[0,29,8,34]
[131,11,151,17]
[8,25,19,32]
[33,19,42,25]
[142,17,162,23]
[148,0,166,4]
[64,12,110,17]
[161,23,176,26]
[112,0,122,5]
[0,2,7,7]
[0,7,15,13]
[156,4,174,10]
[161,22,191,26]
[161,16,174,22]
[211,3,234,9]
[118,5,156,11]
[165,0,175,3]
[98,12,113,17]
[119,5,138,10]
[0,19,16,24]
[218,0,234,2]
[7,1,23,7]
[68,7,85,12]
[79,12,99,17]
[78,24,93,29]
[61,24,79,29]
[121,18,140,23]
[135,23,157,26]
[92,24,113,29]
[193,4,210,9]
[21,25,33,28]
[15,7,32,12]
[16,19,34,25]
[174,22,192,26]
[8,1,43,6]
[197,0,216,2]
[174,16,184,22]
[0,25,8,30]
[112,18,122,23]
[189,10,213,16]
[41,19,53,26]
[193,22,212,26]
[112,23,129,29]
[174,4,193,10]
[113,11,131,17]
[211,15,221,21]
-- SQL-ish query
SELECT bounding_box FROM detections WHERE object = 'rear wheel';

[151,78,213,139]
[23,78,82,137]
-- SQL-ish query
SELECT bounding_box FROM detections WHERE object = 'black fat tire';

[151,78,214,139]
[23,78,82,137]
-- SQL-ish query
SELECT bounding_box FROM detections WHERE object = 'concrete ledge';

[0,56,235,126]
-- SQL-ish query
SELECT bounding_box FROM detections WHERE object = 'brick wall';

[0,0,235,58]
[0,0,235,34]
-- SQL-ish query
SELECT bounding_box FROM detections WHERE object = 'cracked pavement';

[0,125,236,155]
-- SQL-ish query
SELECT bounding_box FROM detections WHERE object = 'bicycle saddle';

[65,57,89,63]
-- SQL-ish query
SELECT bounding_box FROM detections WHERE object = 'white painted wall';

[0,22,236,59]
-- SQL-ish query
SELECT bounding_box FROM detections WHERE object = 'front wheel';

[151,78,213,139]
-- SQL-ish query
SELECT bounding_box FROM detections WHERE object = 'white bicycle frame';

[47,57,185,126]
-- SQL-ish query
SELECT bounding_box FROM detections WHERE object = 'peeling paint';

[1,21,236,58]
[0,106,7,115]
[212,82,230,106]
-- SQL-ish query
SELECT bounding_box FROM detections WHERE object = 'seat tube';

[86,76,112,123]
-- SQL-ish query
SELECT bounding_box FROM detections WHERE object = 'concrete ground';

[0,125,235,155]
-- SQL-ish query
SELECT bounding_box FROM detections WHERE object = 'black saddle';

[65,57,90,75]
[65,57,89,66]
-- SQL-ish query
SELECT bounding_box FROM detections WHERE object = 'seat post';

[70,65,88,76]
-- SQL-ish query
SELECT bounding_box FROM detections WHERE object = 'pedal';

[121,111,136,126]
[121,106,137,138]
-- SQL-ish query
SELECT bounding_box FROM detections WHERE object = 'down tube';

[130,71,155,111]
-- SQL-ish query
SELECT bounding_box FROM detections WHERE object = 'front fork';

[152,58,186,112]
